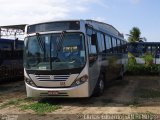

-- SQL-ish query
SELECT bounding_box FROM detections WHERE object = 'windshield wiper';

[53,31,66,62]
[56,31,66,52]
[36,33,45,52]
[36,33,46,60]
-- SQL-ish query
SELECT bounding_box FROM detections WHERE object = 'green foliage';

[0,99,23,109]
[127,63,160,75]
[21,102,61,114]
[141,53,154,66]
[128,27,141,42]
[128,52,136,65]
[0,98,61,114]
[127,52,160,75]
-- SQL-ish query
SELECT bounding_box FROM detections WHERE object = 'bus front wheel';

[93,75,105,97]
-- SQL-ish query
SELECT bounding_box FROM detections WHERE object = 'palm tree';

[127,27,146,42]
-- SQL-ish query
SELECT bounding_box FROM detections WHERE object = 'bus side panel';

[88,55,101,96]
[103,53,123,82]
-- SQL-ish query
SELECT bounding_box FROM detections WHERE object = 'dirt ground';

[0,76,160,119]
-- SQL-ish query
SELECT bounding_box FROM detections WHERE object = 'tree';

[142,53,153,66]
[127,27,146,42]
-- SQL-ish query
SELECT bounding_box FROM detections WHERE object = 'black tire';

[93,74,105,97]
[120,65,124,80]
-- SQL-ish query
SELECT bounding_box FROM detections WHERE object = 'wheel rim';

[99,79,104,91]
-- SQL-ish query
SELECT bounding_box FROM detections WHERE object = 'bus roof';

[86,20,124,39]
[26,19,125,39]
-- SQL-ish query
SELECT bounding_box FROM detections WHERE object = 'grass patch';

[0,98,62,114]
[23,97,35,102]
[21,102,61,114]
[0,98,35,109]
[135,88,160,98]
[0,99,23,109]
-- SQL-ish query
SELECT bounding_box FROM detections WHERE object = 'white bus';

[24,20,128,97]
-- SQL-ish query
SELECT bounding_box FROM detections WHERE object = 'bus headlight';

[25,77,36,87]
[71,75,88,86]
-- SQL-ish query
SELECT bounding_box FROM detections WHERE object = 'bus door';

[87,34,100,94]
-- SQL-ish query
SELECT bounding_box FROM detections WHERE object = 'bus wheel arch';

[92,73,105,97]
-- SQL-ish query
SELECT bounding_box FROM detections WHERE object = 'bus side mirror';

[91,34,97,45]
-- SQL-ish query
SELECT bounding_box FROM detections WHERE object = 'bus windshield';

[24,33,86,70]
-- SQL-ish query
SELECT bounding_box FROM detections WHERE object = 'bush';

[127,52,160,75]
[127,64,160,75]
[141,53,154,67]
[128,52,136,65]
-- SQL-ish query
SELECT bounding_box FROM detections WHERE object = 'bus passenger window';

[112,37,117,53]
[105,35,112,53]
[117,39,121,53]
[97,32,105,53]
[88,34,97,54]
[88,34,98,63]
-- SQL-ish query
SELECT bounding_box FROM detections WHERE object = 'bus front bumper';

[25,82,89,98]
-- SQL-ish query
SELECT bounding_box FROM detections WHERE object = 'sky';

[0,0,160,42]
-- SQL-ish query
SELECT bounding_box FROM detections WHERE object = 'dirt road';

[0,76,160,116]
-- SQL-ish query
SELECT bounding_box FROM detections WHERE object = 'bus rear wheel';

[93,75,105,97]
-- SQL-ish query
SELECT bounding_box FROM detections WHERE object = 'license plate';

[48,91,59,95]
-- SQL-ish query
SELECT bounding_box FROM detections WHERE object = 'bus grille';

[35,75,70,81]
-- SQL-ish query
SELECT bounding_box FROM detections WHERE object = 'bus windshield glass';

[24,33,86,70]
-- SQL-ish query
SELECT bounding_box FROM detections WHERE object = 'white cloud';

[0,0,113,27]
[92,17,107,23]
[0,0,99,25]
